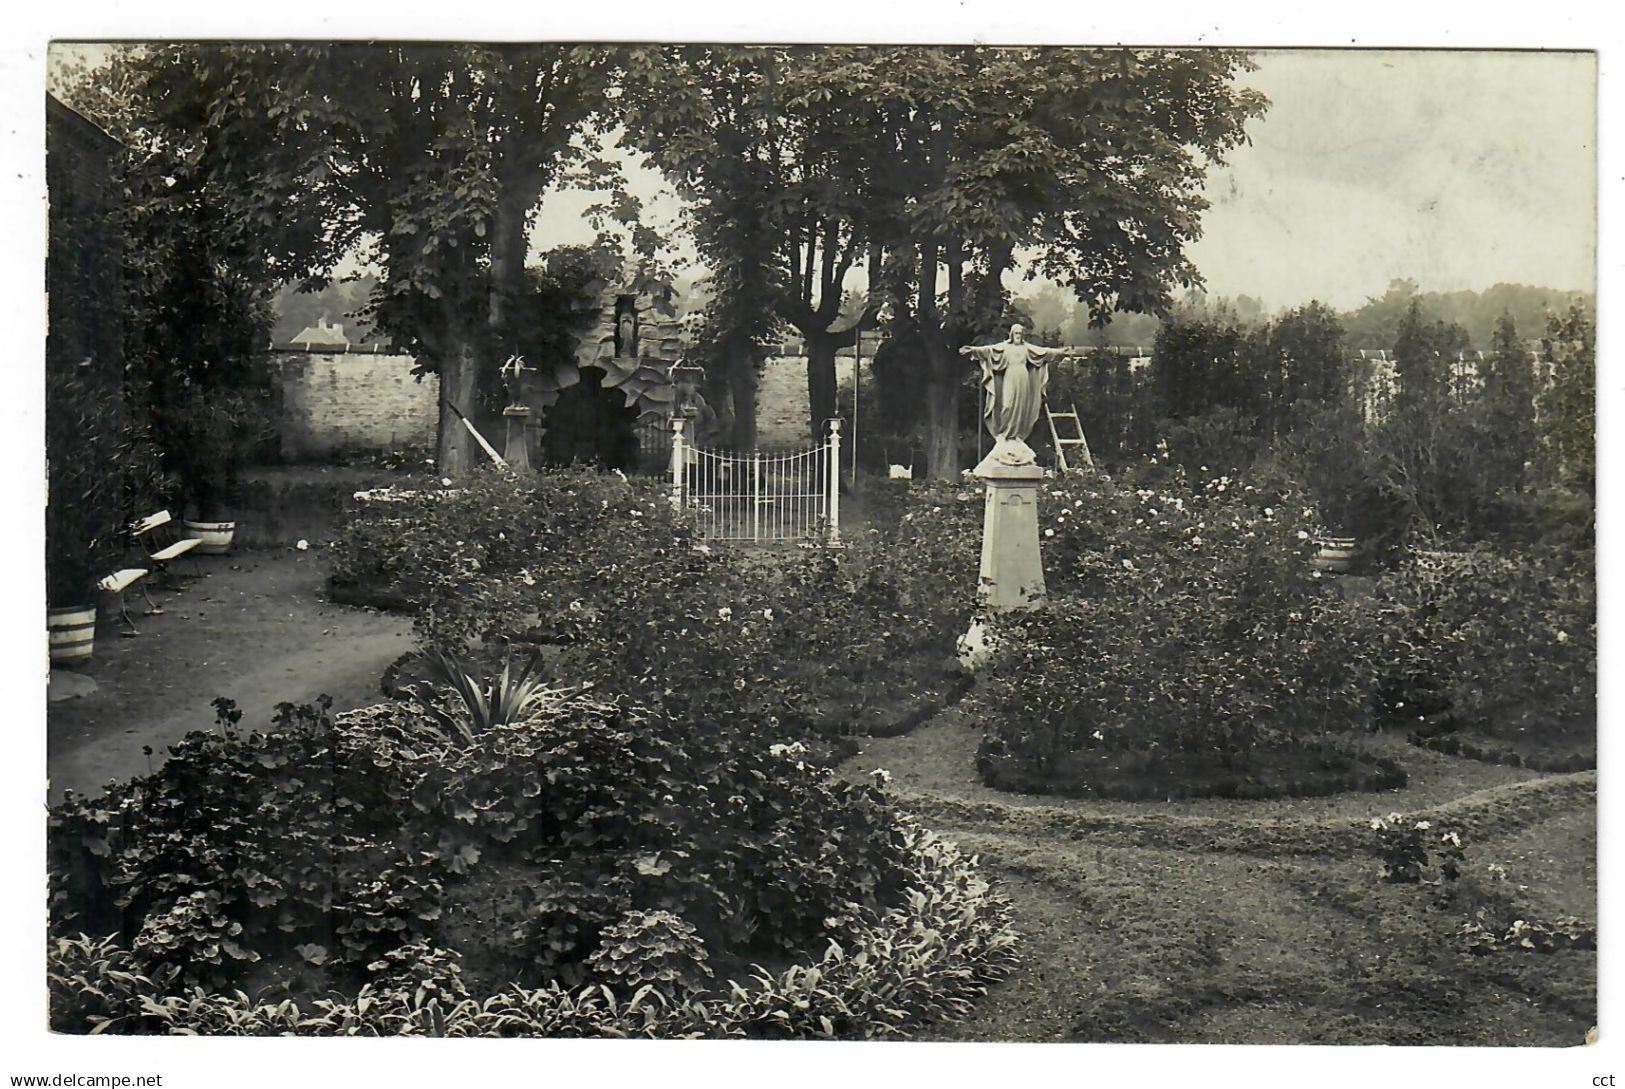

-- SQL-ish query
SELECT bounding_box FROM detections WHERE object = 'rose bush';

[1365,546,1594,769]
[973,461,1405,798]
[330,469,983,751]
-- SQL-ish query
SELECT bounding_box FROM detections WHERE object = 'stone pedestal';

[974,446,1047,611]
[503,405,533,473]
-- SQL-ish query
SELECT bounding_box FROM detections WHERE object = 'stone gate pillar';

[503,405,533,473]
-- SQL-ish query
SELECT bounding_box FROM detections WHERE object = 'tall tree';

[118,43,627,474]
[852,47,1266,478]
[624,47,889,446]
[1392,297,1470,411]
[629,47,1263,471]
[55,47,279,519]
[1539,305,1596,494]
[1268,300,1348,432]
[1477,312,1537,492]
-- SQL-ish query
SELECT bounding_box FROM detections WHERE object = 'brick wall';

[271,349,438,460]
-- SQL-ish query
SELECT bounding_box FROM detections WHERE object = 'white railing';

[670,418,842,545]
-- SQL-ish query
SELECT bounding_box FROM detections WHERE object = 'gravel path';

[47,547,415,797]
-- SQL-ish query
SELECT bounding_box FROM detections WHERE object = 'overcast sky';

[532,48,1597,313]
[1189,49,1595,309]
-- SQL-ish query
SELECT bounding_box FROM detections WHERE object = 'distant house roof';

[290,317,349,349]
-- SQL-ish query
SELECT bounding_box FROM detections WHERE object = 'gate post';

[669,417,685,512]
[751,449,761,542]
[827,418,842,546]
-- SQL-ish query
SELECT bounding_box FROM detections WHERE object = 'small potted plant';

[46,512,107,668]
[45,363,121,666]
[175,388,256,553]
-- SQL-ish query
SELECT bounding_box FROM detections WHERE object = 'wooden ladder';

[1044,401,1095,473]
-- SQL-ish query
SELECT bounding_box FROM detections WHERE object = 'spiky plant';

[408,646,551,745]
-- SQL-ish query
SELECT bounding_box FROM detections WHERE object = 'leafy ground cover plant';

[48,689,1018,1037]
[1363,813,1595,961]
[49,821,1017,1038]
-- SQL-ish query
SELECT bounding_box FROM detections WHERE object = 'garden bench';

[97,566,154,634]
[132,510,204,585]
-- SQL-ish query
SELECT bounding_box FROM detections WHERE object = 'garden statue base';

[503,405,533,473]
[973,449,1047,612]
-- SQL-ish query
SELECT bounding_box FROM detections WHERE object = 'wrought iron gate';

[669,419,842,544]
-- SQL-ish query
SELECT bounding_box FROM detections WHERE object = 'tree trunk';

[437,335,480,476]
[805,333,839,442]
[487,183,531,346]
[921,340,962,480]
[728,347,760,450]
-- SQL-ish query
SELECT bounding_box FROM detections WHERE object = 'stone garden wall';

[756,356,872,448]
[270,348,438,461]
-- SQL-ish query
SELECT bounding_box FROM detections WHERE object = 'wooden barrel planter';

[47,605,97,667]
[183,520,237,555]
[1312,536,1359,574]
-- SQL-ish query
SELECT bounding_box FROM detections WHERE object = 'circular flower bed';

[48,694,1017,1037]
[976,736,1406,802]
[968,464,1409,801]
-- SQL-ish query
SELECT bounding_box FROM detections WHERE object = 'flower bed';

[969,459,1594,799]
[327,469,982,753]
[972,463,1399,799]
[48,693,1017,1038]
[1365,547,1595,770]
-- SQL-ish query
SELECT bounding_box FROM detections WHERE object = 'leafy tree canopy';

[85,43,644,473]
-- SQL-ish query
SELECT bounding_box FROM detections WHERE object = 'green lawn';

[845,707,1595,1045]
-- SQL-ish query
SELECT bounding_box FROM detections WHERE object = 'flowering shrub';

[867,478,982,642]
[1368,813,1466,884]
[973,462,1399,798]
[1033,459,1331,598]
[330,469,981,751]
[327,468,694,651]
[1366,547,1594,767]
[1359,822,1598,959]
